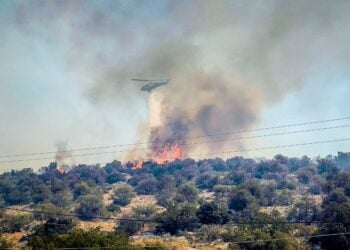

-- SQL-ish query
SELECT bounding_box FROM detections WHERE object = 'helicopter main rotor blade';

[131,79,151,82]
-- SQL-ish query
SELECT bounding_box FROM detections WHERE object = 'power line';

[50,231,350,248]
[1,116,350,159]
[56,247,162,250]
[230,231,350,244]
[191,137,350,157]
[2,124,350,161]
[0,232,349,249]
[1,136,350,165]
[2,207,350,226]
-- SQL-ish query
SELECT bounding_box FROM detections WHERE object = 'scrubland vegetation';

[1,152,350,249]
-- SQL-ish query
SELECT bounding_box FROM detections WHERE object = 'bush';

[0,213,33,233]
[177,183,199,203]
[135,178,159,195]
[34,203,72,220]
[76,195,106,220]
[27,228,133,249]
[197,202,231,224]
[156,203,198,235]
[106,203,121,213]
[229,190,256,211]
[113,184,136,206]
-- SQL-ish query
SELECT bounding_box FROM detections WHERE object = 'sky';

[1,0,350,170]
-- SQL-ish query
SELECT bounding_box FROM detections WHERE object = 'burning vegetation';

[132,160,143,170]
[56,166,66,174]
[153,144,183,164]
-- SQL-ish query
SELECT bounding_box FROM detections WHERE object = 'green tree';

[27,228,136,249]
[135,177,158,195]
[229,190,256,211]
[51,189,73,208]
[113,184,136,206]
[118,205,157,236]
[32,184,53,204]
[177,183,199,203]
[197,202,231,224]
[34,218,76,235]
[288,197,319,222]
[34,203,72,221]
[312,203,350,250]
[73,181,92,199]
[323,188,348,205]
[223,227,304,250]
[0,212,33,233]
[76,195,106,220]
[156,203,198,235]
[275,190,294,206]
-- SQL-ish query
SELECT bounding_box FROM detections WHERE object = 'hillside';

[1,152,350,249]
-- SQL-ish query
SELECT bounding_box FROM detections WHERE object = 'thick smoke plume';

[55,141,73,172]
[92,0,349,159]
[10,0,350,161]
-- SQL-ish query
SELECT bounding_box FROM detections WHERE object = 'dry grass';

[199,191,215,202]
[132,235,230,250]
[119,195,165,217]
[259,206,290,216]
[78,220,116,232]
[3,205,32,216]
[3,232,24,249]
[132,235,189,250]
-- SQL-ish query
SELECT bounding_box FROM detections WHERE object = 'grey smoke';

[10,0,350,158]
[85,0,350,157]
[55,141,73,167]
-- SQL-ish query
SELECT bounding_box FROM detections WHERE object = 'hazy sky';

[1,0,350,170]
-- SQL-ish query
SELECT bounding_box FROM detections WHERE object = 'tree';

[197,202,231,224]
[133,205,158,219]
[118,205,158,236]
[229,189,256,211]
[275,190,294,206]
[156,203,198,234]
[0,212,33,233]
[222,227,304,250]
[312,203,350,250]
[32,184,53,204]
[177,183,199,203]
[196,225,222,243]
[156,175,177,206]
[296,167,315,184]
[34,203,72,221]
[41,218,76,234]
[27,228,134,249]
[135,177,158,195]
[118,218,143,236]
[323,188,348,205]
[317,158,338,175]
[72,181,92,199]
[106,172,126,184]
[76,195,106,220]
[213,185,233,204]
[195,172,219,190]
[288,197,319,222]
[51,189,73,208]
[112,184,136,206]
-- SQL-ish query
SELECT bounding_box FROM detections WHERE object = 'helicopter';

[131,78,169,92]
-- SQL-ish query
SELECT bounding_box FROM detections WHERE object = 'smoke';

[55,141,73,167]
[8,0,350,160]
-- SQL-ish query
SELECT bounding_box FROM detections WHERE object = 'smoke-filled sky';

[1,0,350,170]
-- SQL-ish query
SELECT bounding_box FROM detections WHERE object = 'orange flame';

[56,166,65,174]
[132,160,143,169]
[154,144,183,164]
